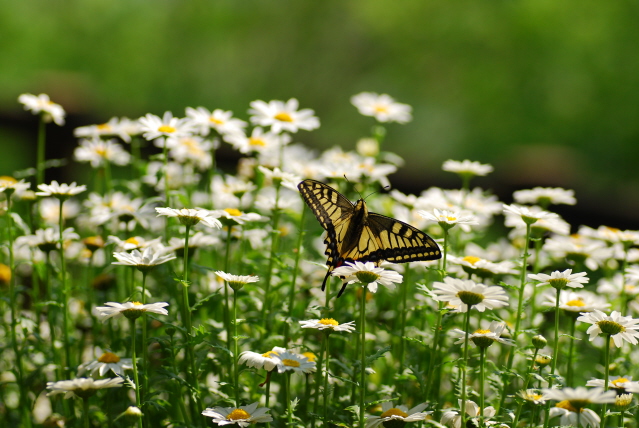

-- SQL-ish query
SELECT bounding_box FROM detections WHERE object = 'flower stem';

[511,222,532,356]
[284,207,306,345]
[130,318,143,428]
[286,372,293,427]
[141,272,149,428]
[311,333,326,428]
[398,264,411,374]
[323,333,331,424]
[460,308,472,428]
[82,396,90,428]
[36,115,46,185]
[601,334,611,427]
[566,317,576,386]
[233,288,240,407]
[479,347,486,428]
[223,226,233,357]
[261,183,282,328]
[512,347,539,428]
[359,283,367,428]
[58,198,72,377]
[542,288,562,428]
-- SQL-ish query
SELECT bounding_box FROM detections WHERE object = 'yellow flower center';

[262,351,278,358]
[158,125,176,133]
[463,256,481,265]
[125,237,140,245]
[380,408,408,418]
[302,352,317,362]
[132,301,143,306]
[566,299,586,307]
[0,264,12,285]
[282,358,300,368]
[274,112,293,122]
[605,226,620,233]
[535,355,552,366]
[374,105,389,114]
[227,409,250,420]
[209,117,224,125]
[0,176,18,186]
[249,137,266,147]
[556,400,578,413]
[474,329,492,335]
[597,320,625,335]
[446,216,457,222]
[224,208,242,216]
[97,123,111,131]
[531,393,543,401]
[98,351,121,363]
[625,284,636,292]
[612,378,629,387]
[319,318,339,327]
[96,147,107,157]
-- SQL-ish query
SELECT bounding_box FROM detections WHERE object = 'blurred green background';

[2,0,639,227]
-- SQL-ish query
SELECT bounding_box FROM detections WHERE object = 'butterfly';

[298,179,442,297]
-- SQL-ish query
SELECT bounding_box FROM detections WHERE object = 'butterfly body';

[298,179,441,296]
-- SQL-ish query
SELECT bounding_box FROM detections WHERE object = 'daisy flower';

[138,111,194,141]
[299,318,356,333]
[502,204,558,225]
[366,402,430,428]
[586,375,639,393]
[167,135,214,170]
[201,402,272,427]
[107,236,163,252]
[418,208,478,232]
[449,321,514,348]
[442,159,493,177]
[155,207,222,228]
[331,261,403,293]
[185,106,247,136]
[528,269,589,290]
[518,389,546,405]
[577,310,639,347]
[18,93,66,125]
[543,387,616,409]
[238,347,286,372]
[248,98,320,134]
[441,400,496,428]
[77,350,133,377]
[447,255,517,278]
[74,117,141,143]
[544,235,612,271]
[112,246,176,272]
[504,206,570,236]
[215,271,259,291]
[549,405,601,428]
[431,277,509,313]
[95,301,169,322]
[73,138,131,167]
[0,176,31,197]
[596,273,639,300]
[350,92,413,124]
[209,208,264,226]
[168,232,220,255]
[541,290,610,314]
[46,377,123,399]
[513,187,577,206]
[273,350,316,374]
[36,181,87,198]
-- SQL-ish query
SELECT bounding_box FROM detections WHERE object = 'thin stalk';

[36,115,46,185]
[286,372,293,427]
[130,318,144,428]
[82,396,90,428]
[261,183,282,327]
[398,264,411,373]
[141,272,149,428]
[566,316,576,386]
[265,374,272,428]
[479,348,486,428]
[512,347,540,428]
[601,334,611,427]
[284,208,306,345]
[233,288,240,406]
[542,288,562,428]
[359,283,367,428]
[510,222,532,357]
[311,334,326,428]
[58,198,72,377]
[460,308,472,428]
[323,334,331,425]
[224,226,233,354]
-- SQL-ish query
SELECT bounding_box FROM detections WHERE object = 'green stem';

[141,272,149,428]
[82,396,90,428]
[286,372,293,427]
[511,222,532,353]
[512,347,539,428]
[323,334,330,424]
[58,198,71,377]
[284,207,306,345]
[224,226,233,355]
[311,334,326,428]
[542,288,562,428]
[566,316,576,387]
[359,283,367,428]
[36,115,46,185]
[398,264,411,374]
[130,318,143,428]
[460,308,472,428]
[601,334,611,427]
[261,183,282,327]
[233,288,240,407]
[479,347,486,428]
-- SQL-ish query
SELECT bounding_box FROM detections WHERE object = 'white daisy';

[449,321,515,348]
[350,92,412,124]
[248,98,320,134]
[18,93,66,125]
[167,232,220,254]
[112,246,176,272]
[238,347,286,372]
[542,387,617,408]
[0,176,31,197]
[215,271,259,291]
[502,204,558,225]
[549,405,600,428]
[586,375,639,393]
[73,138,131,168]
[299,318,356,333]
[273,350,316,374]
[46,377,123,399]
[442,159,493,177]
[418,208,478,232]
[94,301,169,322]
[541,290,610,314]
[513,187,577,206]
[155,207,222,229]
[528,269,589,290]
[447,255,517,277]
[577,310,639,347]
[366,402,430,428]
[36,181,87,198]
[504,205,570,235]
[209,208,264,226]
[185,106,247,136]
[107,236,163,252]
[77,350,133,377]
[518,389,546,405]
[74,117,141,143]
[138,111,194,141]
[431,277,509,312]
[201,402,272,427]
[331,261,403,293]
[543,235,612,271]
[441,400,496,428]
[167,135,214,170]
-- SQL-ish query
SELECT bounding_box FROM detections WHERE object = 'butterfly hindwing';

[298,179,442,296]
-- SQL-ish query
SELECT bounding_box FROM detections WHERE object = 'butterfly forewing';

[298,179,442,296]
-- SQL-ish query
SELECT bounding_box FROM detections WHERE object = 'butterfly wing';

[298,179,356,288]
